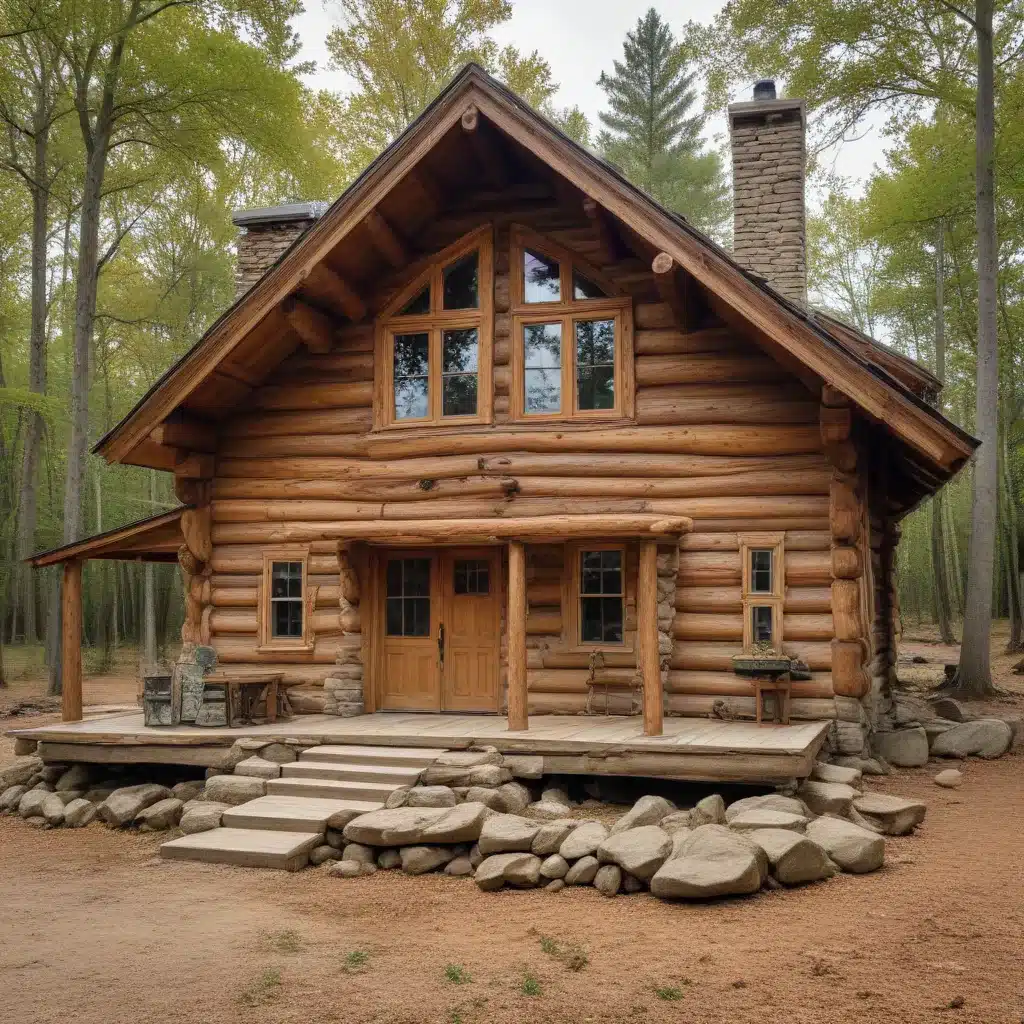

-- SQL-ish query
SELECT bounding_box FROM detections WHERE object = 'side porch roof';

[27,509,185,568]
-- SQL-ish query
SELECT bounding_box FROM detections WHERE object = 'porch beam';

[61,559,83,723]
[638,540,663,736]
[507,540,528,731]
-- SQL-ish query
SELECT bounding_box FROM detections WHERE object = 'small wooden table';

[204,672,289,727]
[752,675,792,726]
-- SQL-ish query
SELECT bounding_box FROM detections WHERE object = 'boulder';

[728,809,808,833]
[0,756,43,791]
[98,784,172,826]
[83,785,118,804]
[445,855,474,876]
[833,755,891,776]
[310,845,343,866]
[135,798,184,831]
[418,801,493,844]
[609,794,675,834]
[377,849,402,870]
[56,764,92,792]
[546,878,566,893]
[1,784,28,811]
[934,768,963,789]
[342,842,379,866]
[797,780,858,817]
[256,742,296,764]
[385,787,410,808]
[401,845,454,874]
[420,764,511,788]
[725,794,808,822]
[326,807,365,830]
[59,789,88,807]
[597,826,672,881]
[539,854,569,879]
[690,794,726,826]
[31,781,54,792]
[504,754,544,779]
[178,801,229,834]
[559,820,609,860]
[468,842,483,867]
[464,787,505,810]
[928,696,966,722]
[540,786,571,808]
[810,761,863,786]
[33,791,66,825]
[564,855,600,885]
[504,853,543,888]
[326,860,363,879]
[63,798,97,828]
[39,765,65,784]
[531,819,578,855]
[343,806,447,846]
[931,720,1012,759]
[529,800,574,820]
[434,749,504,768]
[496,781,532,813]
[594,863,622,896]
[170,780,206,802]
[13,738,37,756]
[623,873,645,894]
[474,852,540,890]
[406,786,457,808]
[851,794,926,836]
[233,757,281,780]
[748,828,836,886]
[477,813,541,854]
[202,775,266,805]
[873,727,929,767]
[650,825,767,900]
[805,816,884,873]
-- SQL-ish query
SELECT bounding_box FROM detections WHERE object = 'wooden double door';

[378,548,501,713]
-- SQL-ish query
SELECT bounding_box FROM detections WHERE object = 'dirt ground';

[1,633,1023,1024]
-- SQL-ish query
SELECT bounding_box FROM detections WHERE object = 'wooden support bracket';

[363,209,409,269]
[305,263,367,322]
[652,252,690,330]
[282,295,335,353]
[583,197,620,265]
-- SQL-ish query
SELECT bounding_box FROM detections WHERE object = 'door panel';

[441,550,500,712]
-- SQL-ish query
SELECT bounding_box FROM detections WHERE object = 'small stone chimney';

[232,201,328,299]
[728,80,807,305]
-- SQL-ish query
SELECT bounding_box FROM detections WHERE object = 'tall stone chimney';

[728,80,807,305]
[232,201,328,299]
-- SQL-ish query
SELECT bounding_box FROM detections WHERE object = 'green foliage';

[238,968,283,1006]
[654,985,684,1001]
[444,963,472,984]
[344,949,370,971]
[520,970,542,996]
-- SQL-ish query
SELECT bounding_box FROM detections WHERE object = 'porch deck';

[9,710,831,784]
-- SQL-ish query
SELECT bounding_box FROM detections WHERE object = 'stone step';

[266,776,399,802]
[160,828,321,871]
[281,761,423,786]
[223,794,381,832]
[300,744,447,768]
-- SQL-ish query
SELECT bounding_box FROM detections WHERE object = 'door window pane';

[573,271,606,300]
[270,561,303,639]
[393,332,429,419]
[751,605,774,643]
[442,328,479,416]
[579,550,624,644]
[385,557,432,637]
[453,559,490,595]
[750,550,773,594]
[399,285,430,316]
[576,318,615,410]
[523,248,560,303]
[523,321,562,414]
[442,251,479,309]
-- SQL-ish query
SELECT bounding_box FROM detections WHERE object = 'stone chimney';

[728,80,807,305]
[232,201,328,299]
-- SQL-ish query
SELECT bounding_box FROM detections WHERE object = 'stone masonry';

[728,86,807,306]
[232,201,328,299]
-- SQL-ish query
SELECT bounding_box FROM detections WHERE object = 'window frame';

[374,225,494,430]
[563,542,634,652]
[738,532,785,651]
[258,547,315,653]
[510,225,633,423]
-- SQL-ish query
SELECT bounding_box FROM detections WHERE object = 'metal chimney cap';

[753,79,777,101]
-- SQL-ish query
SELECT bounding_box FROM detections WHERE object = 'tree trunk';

[1001,426,1023,650]
[956,0,998,696]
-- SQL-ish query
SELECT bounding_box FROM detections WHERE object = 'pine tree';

[596,8,728,234]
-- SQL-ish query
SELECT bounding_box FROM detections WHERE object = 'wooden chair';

[752,675,792,726]
[584,652,644,716]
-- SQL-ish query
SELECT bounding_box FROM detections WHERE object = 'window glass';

[575,318,615,410]
[751,605,774,644]
[270,561,303,639]
[442,251,479,309]
[385,558,431,637]
[573,271,606,300]
[441,328,479,417]
[393,332,429,419]
[523,248,561,303]
[579,550,624,644]
[453,559,490,595]
[523,322,562,414]
[399,285,430,316]
[750,549,773,594]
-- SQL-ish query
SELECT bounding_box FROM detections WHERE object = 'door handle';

[438,623,445,665]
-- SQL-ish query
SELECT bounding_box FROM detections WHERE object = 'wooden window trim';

[509,225,634,424]
[258,547,315,653]
[374,225,494,430]
[562,542,635,653]
[738,532,785,651]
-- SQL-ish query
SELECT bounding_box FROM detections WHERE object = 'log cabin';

[29,68,976,766]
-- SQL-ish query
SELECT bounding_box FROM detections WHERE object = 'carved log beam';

[461,105,508,190]
[150,417,217,453]
[282,295,335,354]
[174,450,215,480]
[305,263,367,323]
[409,165,444,217]
[363,209,409,269]
[651,252,690,330]
[583,197,622,265]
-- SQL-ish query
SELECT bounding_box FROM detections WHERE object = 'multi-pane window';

[523,322,562,414]
[750,549,773,594]
[751,605,774,644]
[579,549,624,644]
[385,558,431,637]
[270,562,303,638]
[260,551,310,650]
[377,228,492,428]
[740,535,784,650]
[453,558,490,596]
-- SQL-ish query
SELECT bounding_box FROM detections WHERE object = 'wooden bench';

[203,672,291,727]
[583,652,644,716]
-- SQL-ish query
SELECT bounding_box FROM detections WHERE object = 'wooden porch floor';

[10,711,831,784]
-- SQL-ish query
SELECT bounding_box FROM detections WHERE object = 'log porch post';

[506,540,528,731]
[638,540,663,736]
[61,559,83,723]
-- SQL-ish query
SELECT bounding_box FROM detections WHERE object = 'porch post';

[506,540,528,731]
[638,540,663,736]
[61,559,83,723]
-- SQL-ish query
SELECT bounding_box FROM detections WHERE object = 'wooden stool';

[752,675,792,725]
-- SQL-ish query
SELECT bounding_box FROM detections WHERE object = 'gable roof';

[94,63,976,497]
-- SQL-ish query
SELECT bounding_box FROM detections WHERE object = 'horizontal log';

[678,528,830,553]
[634,301,675,330]
[671,641,832,672]
[785,550,832,586]
[783,613,835,640]
[210,547,339,575]
[210,635,341,664]
[526,607,561,635]
[635,354,786,388]
[212,476,516,503]
[539,649,639,669]
[784,531,832,551]
[210,585,341,608]
[526,691,837,721]
[528,579,561,605]
[676,587,742,612]
[673,613,741,641]
[678,551,741,586]
[634,326,745,356]
[635,385,817,426]
[694,518,831,533]
[666,671,833,699]
[213,500,385,523]
[209,608,340,634]
[783,587,833,613]
[221,409,372,442]
[250,381,374,412]
[527,667,638,693]
[831,545,863,579]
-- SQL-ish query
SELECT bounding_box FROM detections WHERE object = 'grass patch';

[654,984,687,1001]
[270,929,302,954]
[445,964,472,985]
[343,950,370,972]
[238,968,282,1006]
[537,933,588,971]
[520,971,542,997]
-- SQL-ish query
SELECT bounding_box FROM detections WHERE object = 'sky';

[292,0,891,203]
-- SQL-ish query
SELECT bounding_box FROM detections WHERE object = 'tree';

[597,8,729,234]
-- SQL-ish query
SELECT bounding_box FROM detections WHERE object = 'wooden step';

[300,744,447,768]
[223,794,380,832]
[160,828,321,871]
[281,761,423,786]
[266,776,399,802]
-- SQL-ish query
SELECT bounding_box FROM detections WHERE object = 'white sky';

[293,0,891,204]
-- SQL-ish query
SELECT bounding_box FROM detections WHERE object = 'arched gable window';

[510,224,633,422]
[375,226,493,428]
